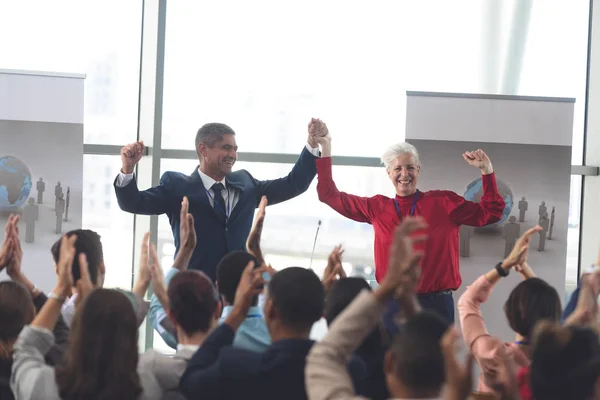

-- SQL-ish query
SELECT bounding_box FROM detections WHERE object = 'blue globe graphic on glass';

[0,156,33,211]
[463,177,513,229]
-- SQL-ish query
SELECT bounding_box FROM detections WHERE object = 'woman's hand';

[501,226,543,271]
[463,149,493,175]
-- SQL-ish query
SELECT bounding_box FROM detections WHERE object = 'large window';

[0,0,143,146]
[82,155,134,290]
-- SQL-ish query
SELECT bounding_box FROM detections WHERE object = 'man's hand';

[6,218,23,280]
[246,195,267,266]
[376,217,428,302]
[150,245,169,311]
[463,149,493,175]
[0,214,18,271]
[322,244,346,291]
[308,118,332,157]
[133,232,153,296]
[501,226,542,271]
[565,268,600,327]
[173,197,196,271]
[75,253,94,308]
[225,262,267,331]
[54,235,78,298]
[120,141,145,174]
[442,327,474,400]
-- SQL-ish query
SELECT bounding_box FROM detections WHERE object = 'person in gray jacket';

[139,268,222,399]
[10,235,161,400]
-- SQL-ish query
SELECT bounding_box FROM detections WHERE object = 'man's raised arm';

[114,140,171,215]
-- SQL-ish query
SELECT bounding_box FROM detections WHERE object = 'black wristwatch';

[495,262,509,277]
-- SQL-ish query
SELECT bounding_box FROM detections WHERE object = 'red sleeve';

[316,157,381,224]
[447,172,505,226]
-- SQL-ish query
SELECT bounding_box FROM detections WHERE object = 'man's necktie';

[211,182,227,223]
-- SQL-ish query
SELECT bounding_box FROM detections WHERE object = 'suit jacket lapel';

[189,168,221,222]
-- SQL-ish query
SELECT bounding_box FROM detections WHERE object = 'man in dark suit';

[179,265,365,400]
[114,122,319,281]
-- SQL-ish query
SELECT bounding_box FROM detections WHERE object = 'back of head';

[268,267,324,332]
[217,250,260,305]
[0,281,34,356]
[504,277,561,339]
[390,311,449,395]
[56,289,141,400]
[51,229,103,285]
[324,277,371,325]
[168,270,219,335]
[325,277,384,353]
[195,122,235,151]
[530,322,600,400]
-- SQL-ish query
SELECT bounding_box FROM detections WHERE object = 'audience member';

[140,247,221,399]
[324,277,389,400]
[0,215,70,366]
[530,322,600,400]
[458,225,562,394]
[49,228,105,327]
[307,217,452,400]
[149,197,272,352]
[10,235,161,400]
[180,262,365,400]
[0,281,34,400]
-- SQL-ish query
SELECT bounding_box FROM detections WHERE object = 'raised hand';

[133,232,153,296]
[6,216,23,279]
[442,327,474,400]
[120,141,145,174]
[379,217,428,298]
[225,261,268,330]
[514,248,536,279]
[150,242,169,310]
[0,214,18,270]
[322,244,346,291]
[246,195,267,266]
[75,253,94,308]
[308,118,332,157]
[462,149,493,175]
[54,235,78,297]
[566,268,600,327]
[173,196,197,271]
[501,226,543,271]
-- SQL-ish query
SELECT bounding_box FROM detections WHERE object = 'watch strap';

[495,262,509,277]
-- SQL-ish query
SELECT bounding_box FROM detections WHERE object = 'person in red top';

[309,118,505,326]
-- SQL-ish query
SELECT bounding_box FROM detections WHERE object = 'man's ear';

[214,301,223,320]
[197,142,207,159]
[384,349,396,375]
[166,309,178,328]
[264,298,277,321]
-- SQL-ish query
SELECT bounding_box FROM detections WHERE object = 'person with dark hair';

[324,277,389,400]
[0,281,35,400]
[10,235,161,400]
[307,217,452,399]
[149,201,271,351]
[180,264,365,400]
[140,269,221,400]
[50,228,105,327]
[530,322,600,400]
[115,119,321,282]
[0,215,70,367]
[458,225,562,395]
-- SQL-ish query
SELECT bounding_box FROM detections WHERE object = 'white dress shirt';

[115,143,320,216]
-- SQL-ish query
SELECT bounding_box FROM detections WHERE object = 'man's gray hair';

[381,142,420,170]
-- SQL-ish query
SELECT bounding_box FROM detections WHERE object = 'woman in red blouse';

[309,119,505,326]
